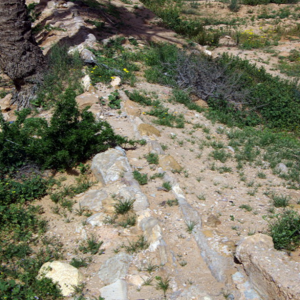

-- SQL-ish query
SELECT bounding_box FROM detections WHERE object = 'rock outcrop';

[236,234,300,300]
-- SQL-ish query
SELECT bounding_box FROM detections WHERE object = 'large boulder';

[37,261,83,296]
[236,234,300,300]
[75,92,98,110]
[98,252,133,285]
[91,147,131,184]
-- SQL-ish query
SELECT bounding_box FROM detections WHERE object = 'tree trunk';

[0,0,45,108]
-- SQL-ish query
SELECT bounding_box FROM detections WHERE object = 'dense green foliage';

[0,87,131,299]
[0,88,128,173]
[140,43,300,132]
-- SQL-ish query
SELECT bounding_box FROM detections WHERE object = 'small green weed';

[108,91,121,109]
[145,153,159,165]
[155,276,170,299]
[118,215,136,228]
[114,199,135,215]
[79,236,104,255]
[239,204,253,212]
[150,172,165,180]
[186,221,196,233]
[125,235,149,253]
[257,172,267,179]
[145,261,159,273]
[70,257,90,268]
[167,199,179,206]
[133,170,148,185]
[162,181,172,191]
[211,149,231,163]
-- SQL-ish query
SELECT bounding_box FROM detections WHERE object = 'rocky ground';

[1,0,300,299]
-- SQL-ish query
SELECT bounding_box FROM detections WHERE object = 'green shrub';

[0,176,48,206]
[272,194,290,207]
[108,90,121,109]
[79,236,104,255]
[270,210,300,250]
[0,88,129,172]
[162,181,172,191]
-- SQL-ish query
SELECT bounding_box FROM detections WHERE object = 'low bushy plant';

[270,210,300,251]
[0,88,130,172]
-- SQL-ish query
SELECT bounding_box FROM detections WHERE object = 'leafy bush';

[0,88,129,172]
[270,210,300,251]
[0,176,48,206]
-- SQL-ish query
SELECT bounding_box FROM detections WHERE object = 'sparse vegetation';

[125,235,149,253]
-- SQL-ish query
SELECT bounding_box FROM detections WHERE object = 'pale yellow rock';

[138,123,161,137]
[111,76,121,87]
[37,261,84,296]
[75,92,98,110]
[195,99,209,108]
[124,99,141,117]
[0,94,13,112]
[159,155,182,172]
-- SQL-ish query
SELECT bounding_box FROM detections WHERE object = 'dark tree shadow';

[33,0,185,59]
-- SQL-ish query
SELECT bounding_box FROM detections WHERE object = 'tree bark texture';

[0,0,45,108]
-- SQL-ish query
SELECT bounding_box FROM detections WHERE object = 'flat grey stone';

[100,279,127,300]
[79,189,108,212]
